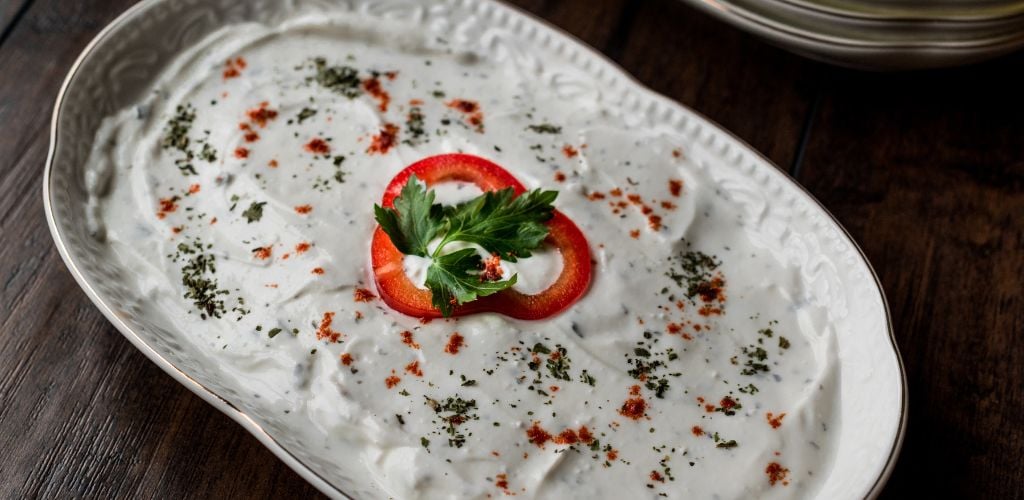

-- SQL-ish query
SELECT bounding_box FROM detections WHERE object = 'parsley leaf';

[441,188,556,261]
[425,248,516,316]
[373,176,445,257]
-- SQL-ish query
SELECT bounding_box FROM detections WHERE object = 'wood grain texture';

[611,0,818,169]
[0,0,1022,498]
[796,60,1024,500]
[0,0,324,497]
[0,0,31,40]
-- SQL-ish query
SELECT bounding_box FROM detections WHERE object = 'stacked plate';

[680,0,1024,69]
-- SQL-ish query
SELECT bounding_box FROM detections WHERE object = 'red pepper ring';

[381,153,526,207]
[370,154,592,320]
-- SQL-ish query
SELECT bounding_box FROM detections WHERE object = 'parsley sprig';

[374,176,557,316]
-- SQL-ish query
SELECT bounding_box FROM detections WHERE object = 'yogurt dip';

[84,12,839,499]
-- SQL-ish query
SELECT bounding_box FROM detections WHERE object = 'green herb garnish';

[404,106,427,146]
[667,249,722,300]
[162,104,195,152]
[175,240,229,319]
[526,123,562,134]
[296,107,317,123]
[424,396,478,448]
[374,177,445,257]
[580,369,597,386]
[545,345,571,381]
[199,142,217,162]
[242,201,267,223]
[312,58,362,98]
[740,345,770,376]
[424,248,515,315]
[374,175,557,316]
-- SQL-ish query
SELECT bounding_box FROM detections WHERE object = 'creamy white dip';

[85,13,839,499]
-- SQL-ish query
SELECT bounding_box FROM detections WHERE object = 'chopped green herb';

[175,159,196,176]
[424,395,478,448]
[242,201,267,223]
[296,107,317,123]
[162,104,196,152]
[546,346,571,381]
[646,378,670,399]
[404,106,427,146]
[740,345,770,376]
[580,369,597,386]
[311,57,362,98]
[175,240,229,319]
[199,142,217,162]
[666,250,722,301]
[527,123,562,134]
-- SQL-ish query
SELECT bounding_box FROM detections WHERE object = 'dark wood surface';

[0,0,1021,498]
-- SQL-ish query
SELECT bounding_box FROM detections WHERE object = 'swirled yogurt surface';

[85,12,839,499]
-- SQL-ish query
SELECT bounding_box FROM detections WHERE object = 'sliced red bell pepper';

[370,153,591,320]
[381,153,527,206]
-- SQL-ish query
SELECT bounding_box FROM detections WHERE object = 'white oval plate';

[43,0,907,498]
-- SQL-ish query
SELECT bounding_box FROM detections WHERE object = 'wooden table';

[1,0,1021,497]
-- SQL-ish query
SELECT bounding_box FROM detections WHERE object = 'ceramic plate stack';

[681,0,1024,69]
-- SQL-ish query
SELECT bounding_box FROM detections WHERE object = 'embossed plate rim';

[43,0,907,498]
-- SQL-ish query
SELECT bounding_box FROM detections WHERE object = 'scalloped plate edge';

[42,0,907,498]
